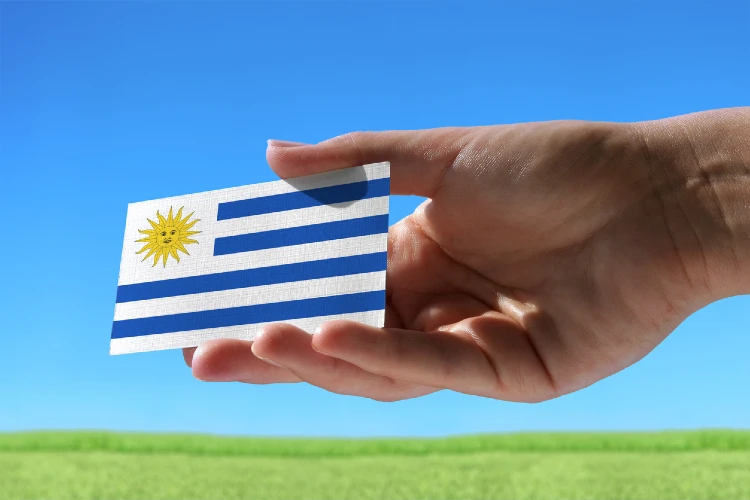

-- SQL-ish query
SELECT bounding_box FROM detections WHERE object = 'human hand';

[184,108,750,402]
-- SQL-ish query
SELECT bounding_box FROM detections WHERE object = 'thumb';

[266,128,476,197]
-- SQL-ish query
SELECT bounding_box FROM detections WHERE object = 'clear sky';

[1,1,749,437]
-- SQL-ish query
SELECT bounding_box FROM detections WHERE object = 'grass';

[2,430,750,499]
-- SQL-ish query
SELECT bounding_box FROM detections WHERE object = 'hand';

[183,108,750,402]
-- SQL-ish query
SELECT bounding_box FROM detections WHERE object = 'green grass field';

[3,430,750,499]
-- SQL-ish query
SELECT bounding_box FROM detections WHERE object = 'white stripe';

[118,233,388,285]
[126,162,390,210]
[110,309,385,355]
[114,271,385,321]
[195,196,386,240]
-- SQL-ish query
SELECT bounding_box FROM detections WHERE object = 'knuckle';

[339,131,368,142]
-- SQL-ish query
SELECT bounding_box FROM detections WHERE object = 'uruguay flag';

[110,162,390,355]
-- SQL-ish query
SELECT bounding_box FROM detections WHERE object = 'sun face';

[136,206,201,267]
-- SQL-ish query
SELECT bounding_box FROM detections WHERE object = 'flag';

[110,162,390,355]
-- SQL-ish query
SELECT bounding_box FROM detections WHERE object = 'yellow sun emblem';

[135,206,201,267]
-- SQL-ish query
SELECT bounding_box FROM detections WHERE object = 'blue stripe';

[217,178,390,220]
[111,290,385,339]
[116,252,387,303]
[213,215,389,256]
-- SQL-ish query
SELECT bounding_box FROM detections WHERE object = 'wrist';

[634,108,750,301]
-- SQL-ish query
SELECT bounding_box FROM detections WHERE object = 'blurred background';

[2,0,749,438]
[3,2,750,498]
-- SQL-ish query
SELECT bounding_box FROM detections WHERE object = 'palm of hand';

[185,121,709,402]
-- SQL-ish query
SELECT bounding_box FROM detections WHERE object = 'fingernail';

[267,139,309,148]
[255,355,286,368]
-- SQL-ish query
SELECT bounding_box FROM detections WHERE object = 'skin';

[183,107,750,403]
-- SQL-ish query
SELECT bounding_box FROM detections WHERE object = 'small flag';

[111,162,390,355]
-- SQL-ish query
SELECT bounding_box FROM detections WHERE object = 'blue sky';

[1,1,749,437]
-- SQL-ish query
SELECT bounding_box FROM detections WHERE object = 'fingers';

[252,323,436,402]
[190,339,301,384]
[311,320,498,397]
[182,347,196,367]
[311,317,558,402]
[266,128,478,197]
